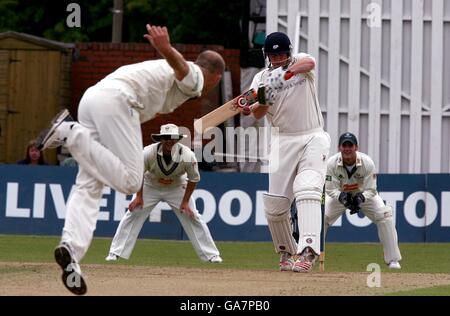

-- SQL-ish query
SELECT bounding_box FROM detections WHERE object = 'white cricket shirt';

[325,151,378,201]
[143,142,200,188]
[100,60,203,123]
[250,53,324,133]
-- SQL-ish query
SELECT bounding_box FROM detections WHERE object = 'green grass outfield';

[1,235,449,295]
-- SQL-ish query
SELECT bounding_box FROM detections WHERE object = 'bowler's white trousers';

[62,85,144,262]
[109,182,220,261]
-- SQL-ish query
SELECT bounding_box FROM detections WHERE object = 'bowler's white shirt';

[100,60,203,123]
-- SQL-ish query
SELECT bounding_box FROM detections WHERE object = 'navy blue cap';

[263,32,292,54]
[339,132,358,146]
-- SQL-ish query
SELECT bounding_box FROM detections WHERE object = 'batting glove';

[265,66,295,90]
[257,85,277,106]
[257,67,295,106]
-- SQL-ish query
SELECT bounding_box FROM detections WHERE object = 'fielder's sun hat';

[151,124,186,142]
[338,132,358,146]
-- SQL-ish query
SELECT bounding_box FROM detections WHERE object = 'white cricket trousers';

[61,85,144,262]
[325,195,402,264]
[268,128,330,199]
[266,128,330,255]
[109,182,220,261]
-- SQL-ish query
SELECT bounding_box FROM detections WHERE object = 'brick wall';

[71,42,240,146]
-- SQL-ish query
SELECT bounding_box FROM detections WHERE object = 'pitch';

[0,235,449,296]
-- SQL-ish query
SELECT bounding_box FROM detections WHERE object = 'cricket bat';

[194,88,258,134]
[319,185,326,272]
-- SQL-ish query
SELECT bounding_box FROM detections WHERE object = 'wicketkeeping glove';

[349,192,366,215]
[338,192,353,209]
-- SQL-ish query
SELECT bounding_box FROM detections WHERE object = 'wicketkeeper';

[325,132,402,269]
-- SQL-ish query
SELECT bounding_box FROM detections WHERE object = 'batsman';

[242,32,331,272]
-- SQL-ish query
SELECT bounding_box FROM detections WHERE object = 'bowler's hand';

[144,24,171,54]
[128,196,143,212]
[180,201,194,218]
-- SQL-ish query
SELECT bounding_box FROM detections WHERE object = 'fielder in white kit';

[106,124,222,263]
[246,32,331,272]
[35,24,225,295]
[325,132,402,269]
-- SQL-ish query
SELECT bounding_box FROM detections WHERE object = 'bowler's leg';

[55,166,104,295]
[61,167,105,262]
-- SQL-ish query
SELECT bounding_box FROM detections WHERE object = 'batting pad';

[296,199,322,255]
[375,206,402,263]
[263,193,297,255]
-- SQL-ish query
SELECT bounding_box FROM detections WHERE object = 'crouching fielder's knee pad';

[293,169,324,255]
[374,206,402,264]
[263,193,297,255]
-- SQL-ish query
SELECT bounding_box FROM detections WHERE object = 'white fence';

[266,0,450,173]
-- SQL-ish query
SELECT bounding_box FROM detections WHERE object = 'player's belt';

[158,178,174,185]
[343,183,359,191]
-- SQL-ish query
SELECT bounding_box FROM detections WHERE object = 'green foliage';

[0,0,243,47]
[0,0,111,42]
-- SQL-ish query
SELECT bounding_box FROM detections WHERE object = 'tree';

[0,0,243,48]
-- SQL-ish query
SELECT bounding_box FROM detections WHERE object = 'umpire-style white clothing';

[61,61,203,263]
[325,152,402,264]
[250,53,330,256]
[108,142,221,261]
